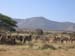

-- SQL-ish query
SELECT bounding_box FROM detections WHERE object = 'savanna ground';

[0,42,75,56]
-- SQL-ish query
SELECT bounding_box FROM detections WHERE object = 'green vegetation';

[35,29,44,35]
[0,13,17,31]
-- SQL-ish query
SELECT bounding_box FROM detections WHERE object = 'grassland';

[0,43,75,56]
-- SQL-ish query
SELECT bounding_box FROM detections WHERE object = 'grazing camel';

[53,36,69,44]
[15,34,32,44]
[70,37,75,43]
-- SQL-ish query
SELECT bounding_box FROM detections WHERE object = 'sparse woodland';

[0,14,75,56]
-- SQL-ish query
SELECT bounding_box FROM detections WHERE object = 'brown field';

[0,31,75,56]
[0,43,75,56]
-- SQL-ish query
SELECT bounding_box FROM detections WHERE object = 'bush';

[41,44,56,50]
[35,29,43,35]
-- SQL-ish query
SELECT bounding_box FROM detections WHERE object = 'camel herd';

[0,32,75,45]
[0,32,32,44]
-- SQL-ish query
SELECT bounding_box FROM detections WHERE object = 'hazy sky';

[0,0,75,22]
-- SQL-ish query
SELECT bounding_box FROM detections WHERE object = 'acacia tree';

[0,13,17,31]
[35,29,44,35]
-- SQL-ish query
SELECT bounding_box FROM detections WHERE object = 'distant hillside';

[15,17,75,31]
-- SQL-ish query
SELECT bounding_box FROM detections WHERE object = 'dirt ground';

[0,45,75,56]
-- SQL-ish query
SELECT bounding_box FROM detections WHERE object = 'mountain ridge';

[15,17,75,31]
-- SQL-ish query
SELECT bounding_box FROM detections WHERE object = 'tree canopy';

[35,29,43,35]
[0,13,17,31]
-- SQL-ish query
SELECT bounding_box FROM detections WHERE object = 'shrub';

[41,44,56,50]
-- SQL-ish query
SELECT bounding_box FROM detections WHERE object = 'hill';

[15,17,75,31]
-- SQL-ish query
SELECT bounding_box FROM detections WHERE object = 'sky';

[0,0,75,22]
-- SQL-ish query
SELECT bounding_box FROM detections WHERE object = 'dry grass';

[0,43,75,56]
